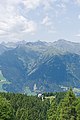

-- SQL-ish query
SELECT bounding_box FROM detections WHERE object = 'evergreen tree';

[47,99,57,120]
[0,96,14,120]
[16,108,28,120]
[76,99,80,120]
[57,88,77,120]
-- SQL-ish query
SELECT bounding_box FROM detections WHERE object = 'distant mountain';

[52,39,80,55]
[1,40,27,48]
[0,39,80,94]
[0,44,9,55]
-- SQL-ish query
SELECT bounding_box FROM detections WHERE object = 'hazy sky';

[0,0,80,43]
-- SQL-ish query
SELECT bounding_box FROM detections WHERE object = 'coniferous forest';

[0,89,80,120]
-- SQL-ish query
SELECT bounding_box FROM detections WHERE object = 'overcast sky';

[0,0,80,43]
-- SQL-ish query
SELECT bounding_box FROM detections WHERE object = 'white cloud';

[0,0,75,42]
[0,0,37,42]
[0,30,7,35]
[0,0,54,42]
[56,3,66,9]
[75,34,80,37]
[0,15,37,35]
[41,16,52,26]
[75,0,80,5]
[61,0,69,3]
[22,0,53,11]
[41,16,56,34]
[78,14,80,19]
[76,0,80,4]
[41,0,53,11]
[23,0,41,10]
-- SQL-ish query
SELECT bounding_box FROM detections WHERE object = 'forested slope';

[0,89,80,120]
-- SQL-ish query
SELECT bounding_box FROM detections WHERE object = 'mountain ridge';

[0,39,80,94]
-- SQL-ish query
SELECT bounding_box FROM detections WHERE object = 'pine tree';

[57,88,77,120]
[0,96,14,120]
[47,99,57,120]
[16,108,28,120]
[76,99,80,120]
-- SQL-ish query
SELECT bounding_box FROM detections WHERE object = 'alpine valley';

[0,39,80,95]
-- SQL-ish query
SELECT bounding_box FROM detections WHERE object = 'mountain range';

[0,39,80,94]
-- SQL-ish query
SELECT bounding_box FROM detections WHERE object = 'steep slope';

[0,40,80,93]
[28,53,80,92]
[0,44,9,55]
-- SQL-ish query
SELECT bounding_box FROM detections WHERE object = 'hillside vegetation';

[0,89,80,120]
